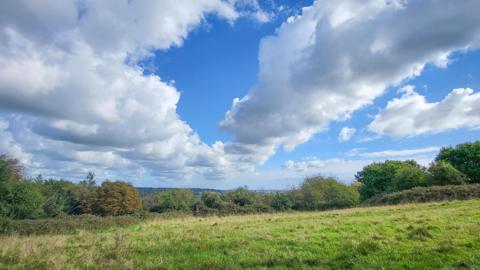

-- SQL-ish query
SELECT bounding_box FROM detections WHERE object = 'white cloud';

[220,0,480,165]
[368,87,480,137]
[0,0,265,181]
[348,146,440,159]
[283,145,439,183]
[338,127,356,142]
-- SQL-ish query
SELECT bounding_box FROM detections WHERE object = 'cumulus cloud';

[338,127,356,142]
[221,0,480,164]
[0,0,265,181]
[368,86,480,137]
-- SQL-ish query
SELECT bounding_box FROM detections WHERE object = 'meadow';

[1,199,479,270]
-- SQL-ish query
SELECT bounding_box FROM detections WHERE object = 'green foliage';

[223,187,259,207]
[363,184,480,206]
[93,181,143,216]
[428,161,467,186]
[201,191,223,209]
[0,180,44,219]
[38,179,76,217]
[390,163,429,192]
[436,141,480,183]
[146,189,194,213]
[356,160,422,201]
[264,192,293,211]
[293,177,360,210]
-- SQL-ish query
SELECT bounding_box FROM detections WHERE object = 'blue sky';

[0,0,479,189]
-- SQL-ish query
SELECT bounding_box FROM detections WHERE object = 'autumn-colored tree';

[92,181,142,216]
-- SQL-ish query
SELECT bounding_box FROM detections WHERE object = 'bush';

[363,184,480,206]
[428,161,467,186]
[223,187,259,207]
[390,164,429,192]
[0,215,142,236]
[293,177,360,211]
[146,189,194,213]
[356,160,424,201]
[264,192,292,211]
[93,181,143,216]
[201,192,224,209]
[436,141,480,183]
[0,180,44,219]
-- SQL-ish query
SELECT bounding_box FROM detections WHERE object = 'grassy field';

[1,200,479,269]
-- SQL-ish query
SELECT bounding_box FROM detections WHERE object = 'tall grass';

[1,199,479,269]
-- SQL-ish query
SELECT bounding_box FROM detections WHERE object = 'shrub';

[355,160,423,201]
[293,177,360,211]
[93,181,143,216]
[0,180,44,219]
[390,164,429,192]
[428,161,467,186]
[436,141,480,183]
[146,189,194,213]
[264,192,292,211]
[363,184,480,206]
[201,192,224,209]
[223,187,258,207]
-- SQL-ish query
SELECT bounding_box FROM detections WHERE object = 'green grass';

[1,200,480,269]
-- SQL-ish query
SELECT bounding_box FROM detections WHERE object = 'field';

[1,200,480,270]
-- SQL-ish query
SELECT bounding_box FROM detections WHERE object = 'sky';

[0,0,479,189]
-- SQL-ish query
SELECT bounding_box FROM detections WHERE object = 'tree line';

[1,141,479,220]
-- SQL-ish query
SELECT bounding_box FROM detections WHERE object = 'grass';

[1,200,480,269]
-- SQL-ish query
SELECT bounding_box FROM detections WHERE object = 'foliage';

[355,160,423,201]
[436,141,480,183]
[293,177,360,210]
[223,187,259,207]
[146,189,194,213]
[264,192,293,211]
[0,155,23,183]
[200,191,224,209]
[0,180,44,219]
[363,184,480,206]
[93,181,143,216]
[428,161,467,186]
[390,163,429,192]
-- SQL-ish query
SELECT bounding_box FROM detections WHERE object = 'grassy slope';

[1,200,480,270]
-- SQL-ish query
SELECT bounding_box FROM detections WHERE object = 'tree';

[146,189,194,213]
[223,187,258,207]
[0,180,44,219]
[0,155,23,182]
[428,161,467,186]
[265,192,292,211]
[294,177,359,210]
[39,179,76,217]
[355,160,421,201]
[436,141,480,183]
[390,164,429,192]
[93,181,142,216]
[201,191,224,209]
[80,172,96,187]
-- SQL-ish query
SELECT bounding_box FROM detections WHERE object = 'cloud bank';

[0,0,264,181]
[221,0,480,163]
